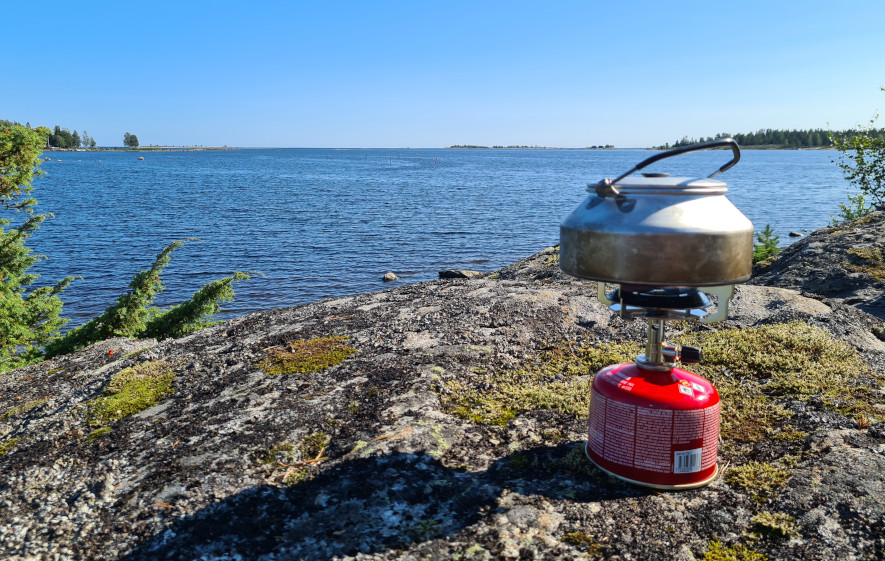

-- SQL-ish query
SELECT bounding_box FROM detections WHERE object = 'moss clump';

[678,321,881,440]
[702,538,767,561]
[1,397,47,422]
[444,321,882,438]
[262,442,297,465]
[85,426,113,442]
[299,432,330,460]
[85,361,175,426]
[260,336,356,375]
[282,468,311,485]
[843,247,885,279]
[0,437,20,456]
[562,531,603,555]
[443,340,639,425]
[725,461,792,503]
[769,426,807,442]
[263,433,330,466]
[748,511,800,540]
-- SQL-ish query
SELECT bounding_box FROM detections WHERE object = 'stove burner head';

[611,285,712,310]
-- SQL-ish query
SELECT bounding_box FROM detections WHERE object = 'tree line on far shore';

[656,128,885,150]
[0,119,141,149]
[48,125,97,148]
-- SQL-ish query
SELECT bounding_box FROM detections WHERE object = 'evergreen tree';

[72,130,81,148]
[0,124,76,371]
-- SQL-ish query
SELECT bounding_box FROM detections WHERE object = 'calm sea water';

[28,148,849,325]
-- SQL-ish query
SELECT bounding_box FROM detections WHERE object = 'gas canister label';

[674,448,703,473]
[588,387,719,474]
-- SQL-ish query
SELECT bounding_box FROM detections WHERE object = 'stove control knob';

[680,346,702,364]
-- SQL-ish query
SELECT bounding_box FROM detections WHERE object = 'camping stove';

[585,284,731,488]
[559,139,753,489]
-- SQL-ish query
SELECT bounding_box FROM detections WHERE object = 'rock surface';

[1,218,884,561]
[438,270,484,279]
[751,211,885,320]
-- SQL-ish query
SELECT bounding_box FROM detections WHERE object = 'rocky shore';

[1,214,884,560]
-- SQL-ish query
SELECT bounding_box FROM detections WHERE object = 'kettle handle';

[608,137,741,184]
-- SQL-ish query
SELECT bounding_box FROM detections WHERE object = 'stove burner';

[610,285,712,310]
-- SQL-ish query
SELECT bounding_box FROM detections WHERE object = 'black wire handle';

[608,137,741,185]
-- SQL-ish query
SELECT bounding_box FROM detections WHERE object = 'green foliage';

[752,224,780,263]
[0,124,77,372]
[141,271,255,339]
[0,122,251,371]
[831,191,873,224]
[123,132,139,148]
[45,240,253,357]
[84,361,175,426]
[831,95,885,211]
[260,336,357,375]
[49,125,75,149]
[1,122,49,212]
[656,127,878,150]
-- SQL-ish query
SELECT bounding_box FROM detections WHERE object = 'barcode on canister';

[674,448,703,474]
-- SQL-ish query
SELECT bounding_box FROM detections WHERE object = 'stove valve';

[662,345,702,364]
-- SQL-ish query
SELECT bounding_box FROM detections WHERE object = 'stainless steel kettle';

[560,138,753,287]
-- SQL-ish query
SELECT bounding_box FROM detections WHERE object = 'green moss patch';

[85,361,175,427]
[843,246,885,279]
[262,432,330,465]
[562,531,603,555]
[443,341,638,425]
[725,461,792,503]
[262,442,297,465]
[260,336,356,375]
[679,321,881,440]
[748,511,800,540]
[299,432,330,460]
[0,437,20,456]
[702,538,767,561]
[1,397,48,422]
[442,321,881,443]
[85,426,113,442]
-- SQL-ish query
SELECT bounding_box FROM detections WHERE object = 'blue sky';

[2,0,884,148]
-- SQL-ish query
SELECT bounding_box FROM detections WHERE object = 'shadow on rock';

[122,444,643,560]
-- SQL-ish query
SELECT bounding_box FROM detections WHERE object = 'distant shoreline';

[42,145,838,152]
[43,146,236,152]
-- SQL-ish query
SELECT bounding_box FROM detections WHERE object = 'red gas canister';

[586,362,720,489]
